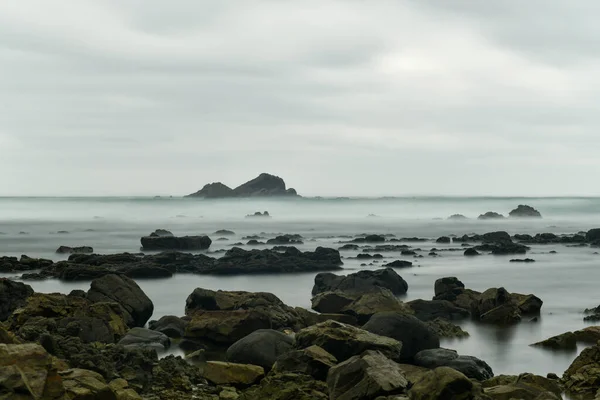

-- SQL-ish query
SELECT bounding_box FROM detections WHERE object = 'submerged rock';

[509,205,542,218]
[140,235,212,251]
[312,268,408,296]
[56,245,94,254]
[478,211,505,220]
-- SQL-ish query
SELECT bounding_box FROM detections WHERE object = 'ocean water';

[1,196,600,384]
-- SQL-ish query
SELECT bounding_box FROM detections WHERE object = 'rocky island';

[186,173,299,198]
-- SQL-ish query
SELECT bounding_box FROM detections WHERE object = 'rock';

[226,329,293,370]
[150,229,174,237]
[186,182,235,198]
[464,248,480,256]
[87,274,154,328]
[56,245,94,254]
[483,373,562,400]
[140,235,212,250]
[117,327,171,351]
[311,291,355,314]
[0,343,66,399]
[414,348,493,380]
[339,288,413,325]
[215,229,235,236]
[509,258,535,263]
[294,320,403,363]
[201,361,264,386]
[478,212,505,220]
[473,288,521,324]
[185,310,273,346]
[198,246,342,274]
[351,234,386,243]
[60,368,117,400]
[408,367,475,400]
[239,373,328,400]
[109,379,142,400]
[482,231,512,243]
[327,350,409,400]
[512,293,543,315]
[0,278,34,321]
[509,205,542,218]
[233,173,298,197]
[312,268,408,296]
[362,312,439,361]
[272,345,337,381]
[531,332,577,350]
[338,244,360,251]
[434,277,465,297]
[448,214,468,220]
[426,318,469,338]
[246,211,271,218]
[150,354,212,398]
[383,260,413,268]
[267,235,304,245]
[148,315,188,338]
[586,228,600,243]
[436,236,451,243]
[406,299,470,322]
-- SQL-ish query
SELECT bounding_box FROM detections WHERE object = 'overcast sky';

[2,1,600,197]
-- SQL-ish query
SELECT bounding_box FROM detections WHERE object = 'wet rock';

[148,315,188,338]
[272,345,337,381]
[339,288,413,325]
[383,260,413,268]
[407,299,470,322]
[327,350,409,400]
[200,361,264,386]
[150,354,214,398]
[414,348,493,380]
[150,229,174,237]
[362,312,439,361]
[425,318,469,338]
[56,245,94,254]
[294,320,403,363]
[311,291,355,314]
[215,229,235,236]
[448,214,468,220]
[512,293,543,315]
[87,274,154,328]
[118,327,171,351]
[239,373,328,400]
[509,205,542,218]
[0,255,53,273]
[408,367,475,400]
[246,211,271,217]
[226,329,293,370]
[473,288,521,324]
[0,278,34,321]
[509,258,535,263]
[141,235,212,251]
[586,228,600,243]
[312,268,408,296]
[266,235,304,245]
[478,212,505,220]
[352,235,386,243]
[338,244,360,251]
[464,248,480,256]
[531,332,577,350]
[483,373,561,399]
[60,368,118,400]
[436,236,451,243]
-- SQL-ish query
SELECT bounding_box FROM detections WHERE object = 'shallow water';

[1,196,600,382]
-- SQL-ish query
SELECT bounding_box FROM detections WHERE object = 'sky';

[2,1,600,197]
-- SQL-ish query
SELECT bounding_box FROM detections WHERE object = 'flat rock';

[201,361,264,386]
[140,235,212,251]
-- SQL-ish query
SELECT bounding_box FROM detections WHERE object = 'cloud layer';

[2,1,599,196]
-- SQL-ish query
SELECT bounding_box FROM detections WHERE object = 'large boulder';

[512,293,543,315]
[339,288,413,324]
[200,361,264,386]
[483,373,562,400]
[407,299,470,322]
[272,345,338,381]
[562,341,600,397]
[148,315,188,338]
[327,350,409,400]
[509,205,542,218]
[473,288,521,324]
[482,231,511,243]
[60,368,117,400]
[140,235,212,251]
[478,212,505,220]
[311,291,355,314]
[0,278,34,321]
[87,274,154,328]
[408,367,475,400]
[434,277,465,298]
[232,173,297,197]
[117,327,170,351]
[312,268,408,296]
[414,348,493,381]
[185,310,273,346]
[586,228,600,243]
[294,320,403,363]
[239,373,328,400]
[226,329,293,370]
[186,182,235,198]
[362,312,439,361]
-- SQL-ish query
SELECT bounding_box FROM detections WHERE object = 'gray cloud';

[1,0,599,196]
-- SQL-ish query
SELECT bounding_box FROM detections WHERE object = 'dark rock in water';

[407,299,470,322]
[401,250,417,256]
[267,235,303,245]
[356,253,383,260]
[87,274,154,328]
[513,293,543,315]
[531,332,577,350]
[214,229,235,236]
[56,246,94,254]
[327,350,409,399]
[478,211,505,220]
[473,288,521,324]
[414,348,494,380]
[233,173,298,197]
[509,204,542,218]
[363,312,440,361]
[384,260,413,268]
[186,182,235,198]
[482,231,512,243]
[510,258,536,263]
[141,235,211,251]
[464,248,480,256]
[426,318,470,338]
[338,244,359,251]
[436,236,451,243]
[246,239,265,245]
[586,228,600,243]
[198,246,342,275]
[272,345,337,381]
[312,267,408,296]
[332,287,413,325]
[434,277,465,297]
[149,229,174,237]
[148,315,188,338]
[226,329,293,370]
[216,237,229,241]
[514,233,534,241]
[243,235,265,240]
[475,242,529,255]
[448,214,468,220]
[311,291,355,314]
[584,304,600,322]
[246,211,271,218]
[0,278,34,321]
[0,255,53,273]
[118,327,171,351]
[57,230,70,234]
[294,320,403,363]
[351,234,386,243]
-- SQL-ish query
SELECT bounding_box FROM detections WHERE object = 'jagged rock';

[233,173,298,197]
[414,348,493,381]
[339,288,413,324]
[200,361,264,386]
[509,205,542,218]
[311,291,355,314]
[148,315,188,338]
[483,373,562,399]
[464,248,480,256]
[239,373,328,400]
[56,245,94,254]
[87,274,154,328]
[327,350,409,400]
[478,212,505,220]
[586,228,600,243]
[140,235,212,251]
[563,341,600,397]
[362,312,439,361]
[406,299,470,322]
[436,236,451,243]
[117,327,171,351]
[226,329,293,370]
[186,182,235,198]
[0,278,34,321]
[266,235,304,245]
[408,367,475,400]
[512,293,543,315]
[383,260,413,268]
[294,320,403,363]
[448,214,468,220]
[473,288,521,324]
[312,268,408,296]
[434,277,465,297]
[0,255,53,273]
[425,318,469,338]
[60,368,118,400]
[272,345,337,381]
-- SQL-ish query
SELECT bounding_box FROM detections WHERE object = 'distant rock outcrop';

[509,205,542,218]
[186,173,298,198]
[478,211,505,220]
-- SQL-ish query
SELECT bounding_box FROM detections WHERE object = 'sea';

[1,196,600,383]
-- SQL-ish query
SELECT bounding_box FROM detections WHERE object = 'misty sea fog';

[2,195,600,388]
